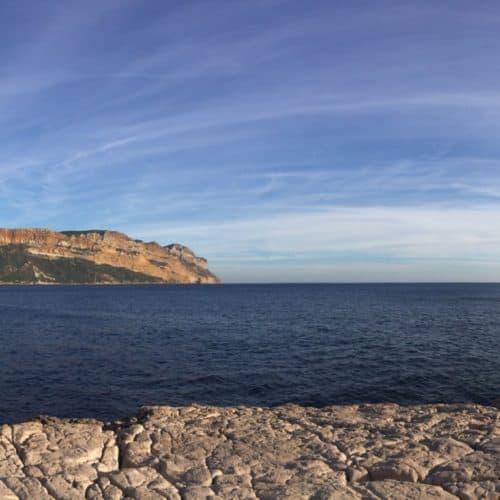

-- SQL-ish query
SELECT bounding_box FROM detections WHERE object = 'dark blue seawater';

[0,284,499,423]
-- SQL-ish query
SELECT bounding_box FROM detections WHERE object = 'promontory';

[0,228,219,284]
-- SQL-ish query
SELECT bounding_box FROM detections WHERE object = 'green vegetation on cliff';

[0,245,163,284]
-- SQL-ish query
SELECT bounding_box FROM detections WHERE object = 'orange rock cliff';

[0,228,220,284]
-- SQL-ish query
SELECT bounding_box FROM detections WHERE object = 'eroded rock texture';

[0,228,219,284]
[0,404,498,499]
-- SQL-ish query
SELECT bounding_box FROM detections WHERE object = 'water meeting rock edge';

[0,403,498,499]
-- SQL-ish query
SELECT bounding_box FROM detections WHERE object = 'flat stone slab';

[0,403,498,499]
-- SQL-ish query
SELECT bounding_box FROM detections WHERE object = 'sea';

[0,283,499,423]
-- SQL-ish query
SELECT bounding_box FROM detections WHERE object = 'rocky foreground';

[0,404,498,499]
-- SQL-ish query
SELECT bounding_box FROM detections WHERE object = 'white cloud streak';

[128,205,500,282]
[1,2,500,281]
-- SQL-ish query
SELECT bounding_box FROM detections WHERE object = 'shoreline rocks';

[0,403,498,499]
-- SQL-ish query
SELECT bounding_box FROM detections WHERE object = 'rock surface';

[0,228,219,284]
[0,404,498,499]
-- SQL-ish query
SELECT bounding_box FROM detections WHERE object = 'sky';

[2,0,500,282]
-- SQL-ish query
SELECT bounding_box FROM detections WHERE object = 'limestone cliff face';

[0,228,220,284]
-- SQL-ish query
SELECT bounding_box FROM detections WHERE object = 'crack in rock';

[0,403,498,499]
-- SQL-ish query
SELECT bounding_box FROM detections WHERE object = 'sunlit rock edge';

[0,228,220,284]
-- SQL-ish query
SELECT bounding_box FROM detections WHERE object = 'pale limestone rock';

[97,440,120,473]
[363,479,457,498]
[84,483,103,499]
[444,480,500,500]
[3,476,53,499]
[479,437,500,455]
[181,485,219,500]
[368,459,421,482]
[44,473,89,499]
[427,451,499,484]
[0,436,24,477]
[346,465,369,482]
[0,403,497,498]
[0,480,17,500]
[101,483,123,500]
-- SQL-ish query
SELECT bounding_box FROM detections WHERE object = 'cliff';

[0,228,219,284]
[0,403,498,498]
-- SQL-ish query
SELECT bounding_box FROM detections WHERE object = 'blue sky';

[2,1,500,282]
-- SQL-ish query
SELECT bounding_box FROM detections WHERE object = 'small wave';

[183,375,228,385]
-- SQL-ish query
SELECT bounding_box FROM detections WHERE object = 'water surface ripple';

[0,284,499,422]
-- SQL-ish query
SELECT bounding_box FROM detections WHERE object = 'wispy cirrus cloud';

[1,1,500,281]
[130,204,500,282]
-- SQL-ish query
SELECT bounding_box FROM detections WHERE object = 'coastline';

[0,281,220,286]
[0,403,498,499]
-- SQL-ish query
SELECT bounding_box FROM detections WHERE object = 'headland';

[0,228,219,284]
